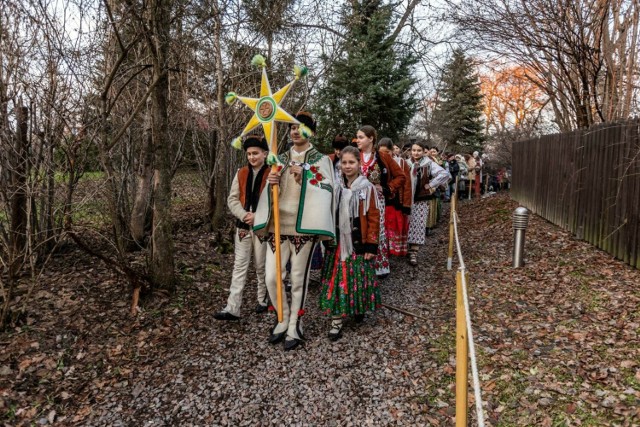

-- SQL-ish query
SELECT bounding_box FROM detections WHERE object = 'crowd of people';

[213,111,501,350]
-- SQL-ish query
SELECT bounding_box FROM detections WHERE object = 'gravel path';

[86,219,457,426]
[8,194,637,425]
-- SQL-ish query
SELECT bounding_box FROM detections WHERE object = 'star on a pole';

[227,57,303,152]
[224,56,308,324]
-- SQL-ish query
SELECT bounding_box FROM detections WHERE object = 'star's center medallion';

[257,97,276,122]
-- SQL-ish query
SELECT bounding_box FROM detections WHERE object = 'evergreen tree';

[432,49,485,151]
[313,0,417,145]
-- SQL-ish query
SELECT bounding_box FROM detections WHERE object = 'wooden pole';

[447,177,458,270]
[456,269,469,427]
[270,123,284,323]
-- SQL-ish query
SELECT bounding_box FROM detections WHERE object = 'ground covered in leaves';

[1,192,638,426]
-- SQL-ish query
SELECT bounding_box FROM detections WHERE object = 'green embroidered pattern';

[306,149,324,165]
[320,183,333,193]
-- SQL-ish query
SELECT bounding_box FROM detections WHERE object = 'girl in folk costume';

[328,134,350,182]
[214,136,270,320]
[407,143,450,266]
[356,126,406,277]
[427,147,446,226]
[320,146,381,341]
[456,154,470,199]
[473,151,484,196]
[378,137,412,257]
[392,142,402,158]
[466,153,477,198]
[310,134,350,272]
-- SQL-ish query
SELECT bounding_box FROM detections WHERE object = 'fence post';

[448,198,455,270]
[456,269,469,427]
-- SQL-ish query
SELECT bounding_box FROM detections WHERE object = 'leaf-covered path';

[1,193,639,426]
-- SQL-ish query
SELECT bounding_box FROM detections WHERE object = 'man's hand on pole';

[268,169,282,185]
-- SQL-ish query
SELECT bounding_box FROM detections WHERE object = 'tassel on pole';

[225,92,237,105]
[266,152,279,166]
[231,136,242,150]
[251,54,267,68]
[298,123,313,139]
[294,65,308,80]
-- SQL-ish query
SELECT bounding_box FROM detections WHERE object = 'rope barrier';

[449,178,486,427]
[453,211,485,427]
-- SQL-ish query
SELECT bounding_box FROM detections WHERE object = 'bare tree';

[453,0,640,130]
[146,0,175,289]
[0,0,90,327]
[479,64,549,134]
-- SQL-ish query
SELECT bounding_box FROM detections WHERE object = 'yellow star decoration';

[228,58,302,153]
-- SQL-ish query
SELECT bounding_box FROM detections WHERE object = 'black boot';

[213,311,240,321]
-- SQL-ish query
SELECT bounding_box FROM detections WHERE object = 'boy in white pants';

[214,135,270,321]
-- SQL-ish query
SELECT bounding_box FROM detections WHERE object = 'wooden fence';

[512,119,640,269]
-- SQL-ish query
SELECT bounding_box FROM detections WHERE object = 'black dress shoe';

[255,304,268,314]
[284,338,301,351]
[268,331,286,344]
[328,329,343,342]
[213,311,240,321]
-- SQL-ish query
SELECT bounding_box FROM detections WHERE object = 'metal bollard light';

[512,207,530,268]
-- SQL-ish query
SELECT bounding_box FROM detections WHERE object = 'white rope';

[452,209,486,427]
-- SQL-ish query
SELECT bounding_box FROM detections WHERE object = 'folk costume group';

[214,112,451,351]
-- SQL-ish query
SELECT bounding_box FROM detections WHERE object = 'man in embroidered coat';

[253,112,335,351]
[214,136,270,320]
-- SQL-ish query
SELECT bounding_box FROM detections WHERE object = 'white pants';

[223,229,268,317]
[265,236,316,340]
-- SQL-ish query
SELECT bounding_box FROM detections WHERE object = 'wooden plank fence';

[512,119,640,269]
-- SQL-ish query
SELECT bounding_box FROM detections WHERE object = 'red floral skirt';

[385,206,408,256]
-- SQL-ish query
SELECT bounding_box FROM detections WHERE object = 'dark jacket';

[448,159,460,180]
[375,150,407,210]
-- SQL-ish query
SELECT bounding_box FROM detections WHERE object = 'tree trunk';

[10,103,29,278]
[149,0,175,289]
[205,130,217,224]
[130,101,154,247]
[44,128,57,249]
[211,3,228,231]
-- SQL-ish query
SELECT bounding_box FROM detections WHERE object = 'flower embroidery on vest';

[367,163,381,185]
[306,164,324,187]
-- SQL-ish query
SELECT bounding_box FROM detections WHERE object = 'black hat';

[332,134,349,150]
[291,111,316,133]
[243,135,269,151]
